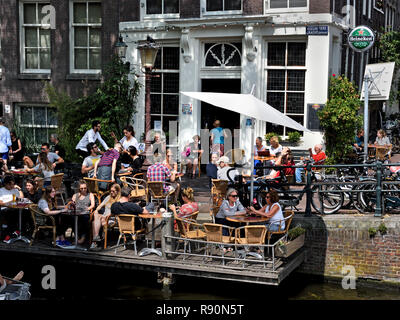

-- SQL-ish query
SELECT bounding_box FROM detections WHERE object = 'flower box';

[275,234,305,258]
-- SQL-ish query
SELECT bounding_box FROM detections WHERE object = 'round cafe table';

[226,215,269,225]
[1,200,32,244]
[60,208,89,250]
[138,212,163,257]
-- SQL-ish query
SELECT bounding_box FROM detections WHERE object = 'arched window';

[204,43,242,67]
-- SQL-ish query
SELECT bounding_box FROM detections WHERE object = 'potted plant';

[264,132,282,143]
[287,131,301,145]
[275,226,306,258]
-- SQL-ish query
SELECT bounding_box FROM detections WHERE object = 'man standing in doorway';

[0,118,11,166]
[75,120,109,158]
[210,120,227,156]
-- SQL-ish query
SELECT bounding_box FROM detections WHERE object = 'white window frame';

[202,41,242,71]
[15,103,58,146]
[264,40,307,137]
[265,0,308,13]
[69,0,102,74]
[149,44,180,142]
[141,0,180,20]
[201,0,243,16]
[19,0,51,74]
[363,0,367,15]
[368,0,372,19]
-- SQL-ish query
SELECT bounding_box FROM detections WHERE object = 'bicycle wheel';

[358,182,377,212]
[353,184,369,213]
[311,184,344,214]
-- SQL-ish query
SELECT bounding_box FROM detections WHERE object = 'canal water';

[1,251,399,300]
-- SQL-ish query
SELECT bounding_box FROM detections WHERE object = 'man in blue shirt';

[206,153,219,188]
[353,129,364,152]
[0,118,11,165]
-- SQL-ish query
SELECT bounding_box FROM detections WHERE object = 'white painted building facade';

[120,8,345,161]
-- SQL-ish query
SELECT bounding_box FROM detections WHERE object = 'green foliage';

[11,118,37,155]
[368,227,377,237]
[264,132,282,143]
[378,222,387,235]
[287,131,301,144]
[379,31,400,107]
[318,75,363,163]
[46,55,141,162]
[287,226,306,241]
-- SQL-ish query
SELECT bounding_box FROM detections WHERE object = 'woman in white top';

[111,125,139,167]
[375,129,391,146]
[26,152,54,187]
[249,189,285,232]
[268,136,283,157]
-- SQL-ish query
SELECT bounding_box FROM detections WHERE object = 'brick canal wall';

[292,214,400,284]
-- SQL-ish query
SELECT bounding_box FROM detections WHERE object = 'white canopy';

[181,91,311,132]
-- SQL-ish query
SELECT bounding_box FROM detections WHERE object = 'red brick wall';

[309,0,331,13]
[295,215,400,284]
[243,0,263,15]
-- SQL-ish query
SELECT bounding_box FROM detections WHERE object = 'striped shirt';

[98,149,120,167]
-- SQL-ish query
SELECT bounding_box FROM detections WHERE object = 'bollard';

[305,162,312,217]
[375,161,383,217]
[161,211,174,258]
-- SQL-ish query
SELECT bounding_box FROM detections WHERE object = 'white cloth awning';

[181,91,311,132]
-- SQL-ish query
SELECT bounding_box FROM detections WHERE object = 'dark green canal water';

[1,251,400,300]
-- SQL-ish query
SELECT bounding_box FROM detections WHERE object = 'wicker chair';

[224,148,245,166]
[173,210,199,232]
[51,173,65,205]
[203,223,235,265]
[175,216,206,260]
[147,181,175,208]
[266,210,294,249]
[114,214,146,255]
[235,225,267,267]
[210,179,228,222]
[29,204,56,247]
[119,176,147,200]
[83,177,112,204]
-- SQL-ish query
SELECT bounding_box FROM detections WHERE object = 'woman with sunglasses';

[215,188,246,236]
[71,180,95,244]
[26,152,54,187]
[248,189,285,232]
[90,183,121,249]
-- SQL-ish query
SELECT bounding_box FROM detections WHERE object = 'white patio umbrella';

[181,91,312,202]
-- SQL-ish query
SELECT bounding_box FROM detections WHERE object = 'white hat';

[217,156,230,164]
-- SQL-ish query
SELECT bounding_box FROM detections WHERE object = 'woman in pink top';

[169,187,199,220]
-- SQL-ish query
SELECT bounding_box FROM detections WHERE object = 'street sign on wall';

[306,26,328,36]
[348,26,375,52]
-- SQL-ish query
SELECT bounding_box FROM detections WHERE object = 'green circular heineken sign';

[348,26,375,52]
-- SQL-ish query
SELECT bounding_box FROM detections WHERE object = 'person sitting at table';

[295,144,326,183]
[248,189,285,232]
[257,148,292,181]
[38,143,64,170]
[111,125,139,168]
[0,175,24,241]
[110,186,149,230]
[184,135,203,179]
[254,137,267,175]
[38,186,71,246]
[9,131,24,167]
[26,152,54,187]
[268,136,283,157]
[23,179,42,204]
[169,187,199,219]
[375,129,391,146]
[217,156,241,183]
[147,153,176,196]
[81,143,101,178]
[353,129,364,152]
[90,183,121,249]
[215,188,246,236]
[206,153,219,188]
[151,133,166,158]
[71,180,95,245]
[120,146,143,176]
